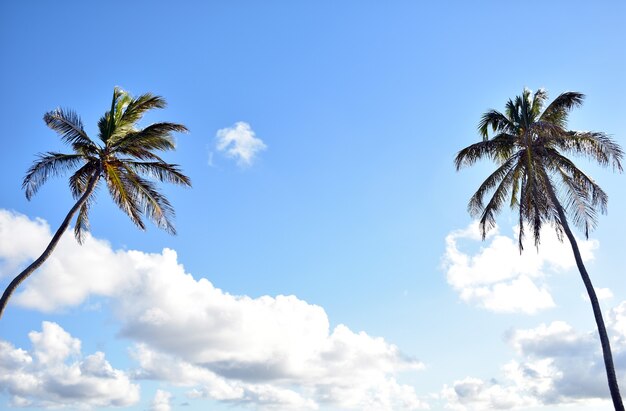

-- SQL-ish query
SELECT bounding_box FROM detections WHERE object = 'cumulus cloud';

[0,210,51,275]
[441,305,626,410]
[441,376,534,411]
[608,301,626,347]
[215,121,266,166]
[442,222,598,314]
[0,321,139,409]
[149,389,172,411]
[0,210,426,411]
[119,258,428,410]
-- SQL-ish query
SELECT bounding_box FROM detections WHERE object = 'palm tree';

[0,87,191,319]
[455,88,624,410]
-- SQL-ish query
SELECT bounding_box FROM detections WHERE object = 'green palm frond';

[114,148,167,162]
[112,122,187,152]
[103,161,145,230]
[124,161,192,186]
[118,93,166,128]
[23,153,85,200]
[114,91,133,125]
[98,87,127,143]
[120,168,177,234]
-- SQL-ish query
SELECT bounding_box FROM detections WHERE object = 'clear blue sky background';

[1,2,625,411]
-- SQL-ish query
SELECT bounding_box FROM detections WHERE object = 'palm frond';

[113,148,167,162]
[23,153,85,200]
[98,87,126,143]
[476,158,521,239]
[505,98,520,127]
[467,154,519,217]
[107,92,170,144]
[73,179,100,244]
[74,203,91,244]
[544,148,608,214]
[97,113,111,143]
[69,161,100,199]
[124,161,192,186]
[531,89,548,118]
[527,172,549,248]
[111,122,187,153]
[552,131,623,171]
[529,121,566,143]
[43,108,95,151]
[103,162,145,230]
[478,110,514,139]
[119,166,177,234]
[539,91,585,127]
[516,161,551,249]
[519,89,533,128]
[454,133,517,170]
[119,93,166,127]
[558,170,598,238]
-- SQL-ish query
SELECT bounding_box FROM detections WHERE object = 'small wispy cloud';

[215,122,266,167]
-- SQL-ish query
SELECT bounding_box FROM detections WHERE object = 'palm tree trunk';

[0,171,100,320]
[549,188,624,410]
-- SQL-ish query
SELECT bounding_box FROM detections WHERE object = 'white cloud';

[607,301,626,347]
[117,256,427,410]
[0,321,139,409]
[441,306,626,410]
[216,121,266,166]
[0,210,426,411]
[150,389,172,411]
[443,222,598,314]
[441,376,534,411]
[508,321,596,359]
[0,210,51,276]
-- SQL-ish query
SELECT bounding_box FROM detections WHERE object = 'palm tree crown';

[23,87,191,242]
[455,88,622,250]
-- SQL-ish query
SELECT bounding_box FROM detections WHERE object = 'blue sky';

[1,1,625,410]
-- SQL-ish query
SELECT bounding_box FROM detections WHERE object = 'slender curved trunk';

[547,186,624,411]
[0,171,100,320]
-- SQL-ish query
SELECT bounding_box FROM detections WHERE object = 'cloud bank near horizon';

[0,209,426,410]
[441,303,626,410]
